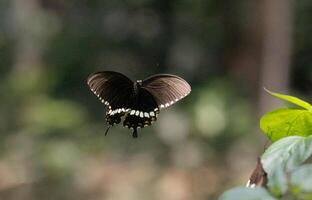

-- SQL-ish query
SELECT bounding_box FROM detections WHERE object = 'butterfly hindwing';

[123,88,159,137]
[142,74,191,109]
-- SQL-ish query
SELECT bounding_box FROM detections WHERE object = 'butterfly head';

[136,80,143,86]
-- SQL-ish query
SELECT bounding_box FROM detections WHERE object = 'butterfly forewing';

[142,74,191,109]
[87,71,133,125]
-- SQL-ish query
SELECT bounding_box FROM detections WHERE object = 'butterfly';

[246,157,268,188]
[87,71,191,138]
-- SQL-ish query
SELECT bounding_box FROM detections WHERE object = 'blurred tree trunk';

[11,0,43,73]
[224,0,293,142]
[257,0,293,115]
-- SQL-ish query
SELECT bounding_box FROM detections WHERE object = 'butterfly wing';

[142,74,191,109]
[246,157,268,188]
[123,88,159,137]
[87,71,133,125]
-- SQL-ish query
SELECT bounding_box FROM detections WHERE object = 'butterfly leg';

[104,125,111,136]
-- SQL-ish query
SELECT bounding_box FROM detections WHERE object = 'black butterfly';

[87,71,191,138]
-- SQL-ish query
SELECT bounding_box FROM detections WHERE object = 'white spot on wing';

[246,180,250,187]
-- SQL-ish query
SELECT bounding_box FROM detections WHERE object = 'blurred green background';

[0,0,311,199]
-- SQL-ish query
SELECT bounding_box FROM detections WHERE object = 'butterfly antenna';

[105,125,111,136]
[132,128,138,138]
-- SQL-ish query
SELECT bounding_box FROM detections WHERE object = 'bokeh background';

[0,0,311,199]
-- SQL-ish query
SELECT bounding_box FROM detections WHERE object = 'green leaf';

[266,165,288,196]
[291,164,312,193]
[218,187,276,200]
[265,89,312,110]
[261,136,312,195]
[260,108,312,142]
[262,136,312,173]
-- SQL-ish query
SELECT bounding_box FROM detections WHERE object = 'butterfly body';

[87,71,191,138]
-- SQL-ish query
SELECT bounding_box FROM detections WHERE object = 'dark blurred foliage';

[0,0,311,199]
[293,0,312,93]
